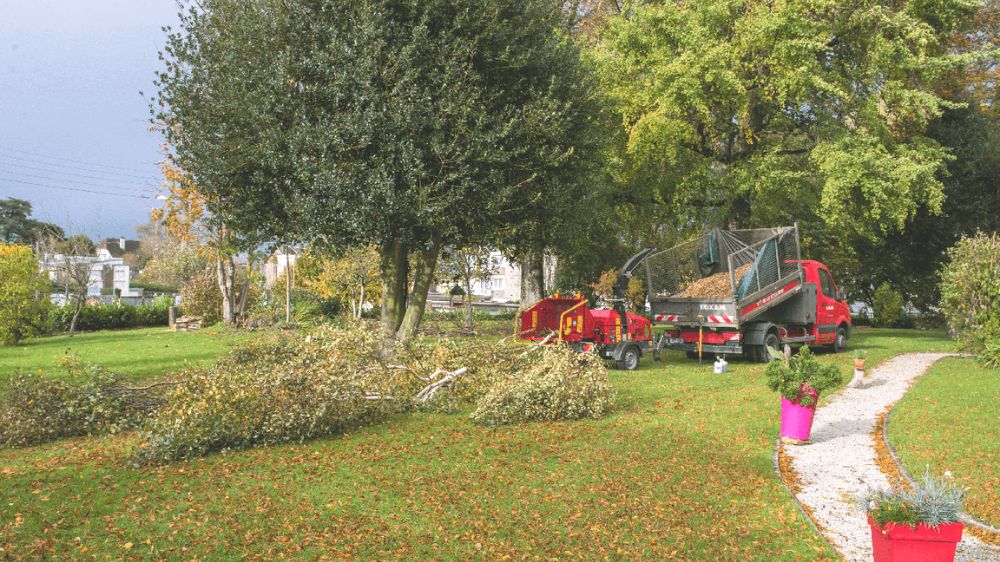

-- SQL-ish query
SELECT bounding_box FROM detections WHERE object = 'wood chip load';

[675,264,752,298]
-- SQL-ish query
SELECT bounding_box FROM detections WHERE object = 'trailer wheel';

[616,346,641,371]
[833,326,848,353]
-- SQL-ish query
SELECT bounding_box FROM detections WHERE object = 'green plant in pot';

[855,349,867,370]
[765,345,843,444]
[863,470,965,562]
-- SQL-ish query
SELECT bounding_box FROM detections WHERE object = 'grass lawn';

[0,326,249,384]
[0,327,953,559]
[888,355,999,527]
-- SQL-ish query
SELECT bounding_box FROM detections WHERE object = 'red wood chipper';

[516,295,653,370]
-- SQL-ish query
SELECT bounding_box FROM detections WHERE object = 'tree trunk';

[519,248,545,305]
[216,256,236,324]
[396,238,441,342]
[357,283,366,320]
[68,292,85,336]
[379,239,409,335]
[236,264,251,321]
[463,270,474,334]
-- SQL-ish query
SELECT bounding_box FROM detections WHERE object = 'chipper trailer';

[516,295,653,370]
[627,224,853,362]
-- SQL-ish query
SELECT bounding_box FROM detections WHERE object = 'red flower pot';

[868,517,963,562]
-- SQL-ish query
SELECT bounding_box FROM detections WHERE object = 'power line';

[0,177,157,199]
[0,152,161,182]
[0,170,159,195]
[0,146,155,172]
[0,160,161,190]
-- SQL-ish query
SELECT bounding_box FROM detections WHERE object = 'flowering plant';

[864,470,964,528]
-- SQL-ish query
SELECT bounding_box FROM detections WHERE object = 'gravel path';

[784,352,1000,561]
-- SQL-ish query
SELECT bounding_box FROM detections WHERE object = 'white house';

[41,238,142,302]
[437,251,557,303]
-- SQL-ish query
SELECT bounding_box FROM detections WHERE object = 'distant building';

[435,250,556,303]
[41,238,142,302]
[263,247,299,287]
[96,237,140,260]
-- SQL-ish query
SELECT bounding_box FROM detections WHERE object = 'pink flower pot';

[780,385,819,441]
[869,517,963,562]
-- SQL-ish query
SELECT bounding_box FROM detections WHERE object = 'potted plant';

[864,470,964,562]
[855,349,867,370]
[765,345,843,444]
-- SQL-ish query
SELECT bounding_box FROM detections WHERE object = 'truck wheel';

[616,346,641,371]
[833,326,848,353]
[759,332,781,363]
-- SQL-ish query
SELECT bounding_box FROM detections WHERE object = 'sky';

[0,0,179,240]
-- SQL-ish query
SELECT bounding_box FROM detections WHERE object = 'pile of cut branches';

[0,324,617,462]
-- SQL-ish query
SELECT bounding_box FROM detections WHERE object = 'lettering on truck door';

[816,267,838,344]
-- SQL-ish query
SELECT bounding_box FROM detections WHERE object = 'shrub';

[244,285,339,327]
[0,358,146,448]
[865,470,964,529]
[51,298,171,332]
[470,345,616,426]
[979,336,1000,370]
[130,281,179,293]
[939,232,1000,365]
[180,267,222,325]
[765,346,843,406]
[872,282,905,328]
[0,244,52,345]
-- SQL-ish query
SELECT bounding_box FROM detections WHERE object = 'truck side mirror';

[836,288,846,301]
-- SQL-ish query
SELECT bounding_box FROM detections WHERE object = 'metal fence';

[726,226,801,301]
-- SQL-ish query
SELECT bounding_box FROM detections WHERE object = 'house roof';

[96,238,140,258]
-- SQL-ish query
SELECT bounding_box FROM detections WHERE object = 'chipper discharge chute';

[516,296,653,370]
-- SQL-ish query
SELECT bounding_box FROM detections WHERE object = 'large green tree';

[156,0,598,340]
[0,198,64,245]
[593,0,986,241]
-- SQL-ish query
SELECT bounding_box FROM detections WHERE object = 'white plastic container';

[713,356,728,374]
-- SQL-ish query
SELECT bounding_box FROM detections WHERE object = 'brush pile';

[128,324,615,463]
[0,358,152,448]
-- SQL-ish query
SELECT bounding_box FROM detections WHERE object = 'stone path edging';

[777,353,1000,561]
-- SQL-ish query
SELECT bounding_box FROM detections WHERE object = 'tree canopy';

[156,0,601,339]
[593,0,985,241]
[0,199,64,245]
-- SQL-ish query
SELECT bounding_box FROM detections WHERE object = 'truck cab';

[801,260,852,350]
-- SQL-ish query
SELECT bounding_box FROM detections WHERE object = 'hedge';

[52,298,173,333]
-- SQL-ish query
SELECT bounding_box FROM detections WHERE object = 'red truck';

[633,225,853,362]
[516,225,851,368]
